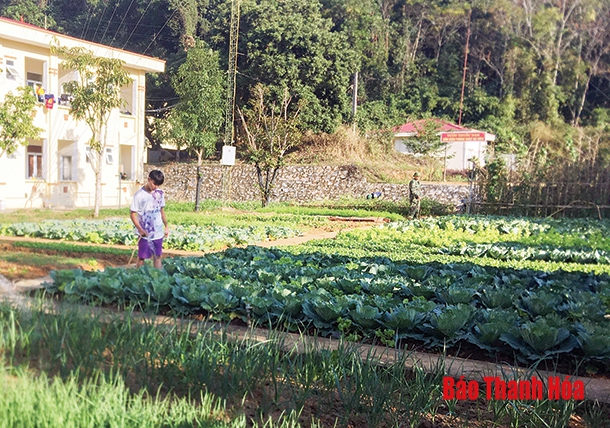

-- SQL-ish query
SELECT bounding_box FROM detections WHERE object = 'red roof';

[394,119,472,134]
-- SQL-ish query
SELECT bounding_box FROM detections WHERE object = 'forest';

[2,0,610,180]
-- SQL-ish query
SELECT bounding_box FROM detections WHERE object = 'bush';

[420,198,456,216]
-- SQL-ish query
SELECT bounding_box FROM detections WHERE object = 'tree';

[569,0,610,125]
[238,84,303,207]
[407,118,444,155]
[52,44,131,218]
[169,40,225,211]
[3,0,57,29]
[237,0,353,133]
[0,87,43,158]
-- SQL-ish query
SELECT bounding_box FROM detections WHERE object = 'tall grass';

[0,300,604,427]
[0,368,243,428]
[0,301,445,427]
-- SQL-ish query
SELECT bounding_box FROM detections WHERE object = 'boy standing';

[130,170,169,268]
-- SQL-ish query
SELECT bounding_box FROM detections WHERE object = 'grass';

[5,240,133,256]
[0,302,445,427]
[291,125,450,184]
[0,241,110,280]
[0,368,244,428]
[0,301,606,427]
[0,200,408,228]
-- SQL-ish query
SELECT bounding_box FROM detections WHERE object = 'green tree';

[238,84,303,207]
[52,44,131,218]
[169,40,225,211]
[0,87,43,158]
[238,0,353,133]
[407,118,444,155]
[2,0,56,29]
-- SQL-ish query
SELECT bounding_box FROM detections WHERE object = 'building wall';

[144,163,473,209]
[0,19,163,210]
[394,138,487,171]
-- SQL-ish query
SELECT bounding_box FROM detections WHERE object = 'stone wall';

[144,163,472,208]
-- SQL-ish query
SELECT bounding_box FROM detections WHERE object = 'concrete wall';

[144,163,473,209]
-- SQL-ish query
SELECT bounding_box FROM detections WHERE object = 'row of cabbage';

[386,215,610,238]
[1,219,299,251]
[46,245,610,364]
[440,243,610,264]
[309,215,610,268]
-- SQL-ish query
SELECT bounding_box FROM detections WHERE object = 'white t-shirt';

[130,187,165,240]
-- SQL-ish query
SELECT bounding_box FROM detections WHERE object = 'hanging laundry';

[44,94,55,109]
[36,84,45,102]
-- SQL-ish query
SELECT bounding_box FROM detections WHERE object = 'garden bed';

[4,213,610,426]
[0,241,129,280]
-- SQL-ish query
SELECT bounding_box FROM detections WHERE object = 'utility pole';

[458,9,472,126]
[221,0,241,203]
[352,71,358,133]
[223,0,241,147]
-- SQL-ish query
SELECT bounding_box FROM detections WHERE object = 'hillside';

[285,126,448,184]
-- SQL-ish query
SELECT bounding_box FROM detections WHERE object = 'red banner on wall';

[441,132,486,142]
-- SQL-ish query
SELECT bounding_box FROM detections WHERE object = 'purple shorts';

[138,237,163,260]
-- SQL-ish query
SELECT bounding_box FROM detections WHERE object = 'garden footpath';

[2,227,610,404]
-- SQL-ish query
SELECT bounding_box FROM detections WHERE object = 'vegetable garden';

[1,219,300,252]
[44,216,610,368]
[2,209,610,426]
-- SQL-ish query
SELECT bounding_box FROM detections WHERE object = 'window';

[5,59,19,80]
[60,156,72,181]
[27,145,43,178]
[26,72,43,88]
[85,146,92,163]
[105,148,114,164]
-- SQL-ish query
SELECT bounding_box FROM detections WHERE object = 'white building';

[394,119,495,171]
[0,17,165,210]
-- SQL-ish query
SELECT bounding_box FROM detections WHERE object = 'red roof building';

[393,119,495,171]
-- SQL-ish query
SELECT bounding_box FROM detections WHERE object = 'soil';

[0,221,372,281]
[0,242,130,281]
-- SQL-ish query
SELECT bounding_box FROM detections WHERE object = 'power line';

[99,1,120,45]
[147,96,180,101]
[121,0,155,50]
[91,1,109,42]
[79,1,96,40]
[109,0,136,47]
[235,70,264,85]
[142,8,179,56]
[589,80,610,103]
[145,104,178,114]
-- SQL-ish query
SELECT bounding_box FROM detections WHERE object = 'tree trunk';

[256,165,269,207]
[256,164,280,207]
[93,120,110,218]
[94,153,102,218]
[195,152,203,212]
[195,165,202,211]
[573,54,601,126]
